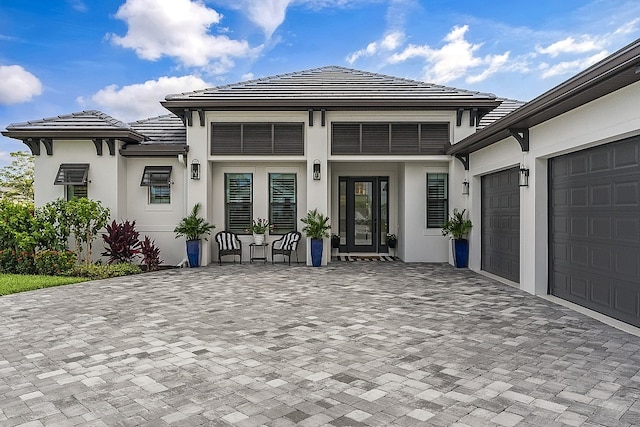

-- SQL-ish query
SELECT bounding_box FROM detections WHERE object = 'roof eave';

[448,38,640,156]
[1,129,146,143]
[119,143,189,157]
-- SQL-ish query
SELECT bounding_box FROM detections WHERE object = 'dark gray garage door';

[550,135,640,327]
[481,167,520,282]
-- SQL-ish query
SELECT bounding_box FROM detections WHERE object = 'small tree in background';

[67,198,110,265]
[0,151,34,203]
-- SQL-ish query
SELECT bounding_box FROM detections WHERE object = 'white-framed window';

[225,173,253,233]
[426,173,448,228]
[140,166,172,204]
[269,173,296,234]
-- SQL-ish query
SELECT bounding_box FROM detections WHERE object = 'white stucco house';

[3,38,640,327]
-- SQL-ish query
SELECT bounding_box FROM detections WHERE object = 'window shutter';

[54,164,89,185]
[140,166,172,186]
[362,123,390,154]
[225,173,252,233]
[269,173,297,233]
[274,124,304,155]
[243,124,273,154]
[332,123,361,154]
[427,173,448,228]
[420,123,450,154]
[212,124,242,154]
[391,123,419,154]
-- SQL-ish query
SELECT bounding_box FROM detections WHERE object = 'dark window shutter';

[362,123,390,154]
[274,124,304,155]
[332,123,361,154]
[420,123,450,154]
[212,124,241,154]
[243,124,273,154]
[391,123,419,154]
[269,173,297,233]
[427,173,448,228]
[225,173,253,233]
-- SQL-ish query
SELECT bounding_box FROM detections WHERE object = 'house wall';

[468,80,640,295]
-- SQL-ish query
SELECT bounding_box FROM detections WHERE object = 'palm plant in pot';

[441,208,472,268]
[174,203,215,267]
[300,209,331,267]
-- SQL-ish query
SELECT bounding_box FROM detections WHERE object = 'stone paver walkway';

[2,262,640,426]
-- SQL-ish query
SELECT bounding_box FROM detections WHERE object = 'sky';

[0,0,639,167]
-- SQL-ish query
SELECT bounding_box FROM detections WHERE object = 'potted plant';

[441,208,472,268]
[331,234,340,249]
[174,203,215,267]
[300,209,331,267]
[386,233,397,249]
[246,218,272,245]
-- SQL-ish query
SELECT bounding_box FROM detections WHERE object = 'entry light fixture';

[462,179,470,195]
[313,159,321,180]
[519,165,530,187]
[191,159,200,180]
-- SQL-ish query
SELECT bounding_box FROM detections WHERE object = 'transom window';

[426,173,448,228]
[269,173,297,234]
[225,173,253,233]
[212,123,304,155]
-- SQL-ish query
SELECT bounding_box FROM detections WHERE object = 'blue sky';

[1,0,639,166]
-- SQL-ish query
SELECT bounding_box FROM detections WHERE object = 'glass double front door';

[338,177,389,253]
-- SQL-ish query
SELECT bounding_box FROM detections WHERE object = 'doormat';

[336,255,399,262]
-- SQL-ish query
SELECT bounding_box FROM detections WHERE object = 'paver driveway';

[1,262,640,427]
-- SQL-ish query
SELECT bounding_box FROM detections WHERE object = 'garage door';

[550,135,640,326]
[481,167,520,282]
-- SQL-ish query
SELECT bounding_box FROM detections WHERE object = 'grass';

[0,274,88,296]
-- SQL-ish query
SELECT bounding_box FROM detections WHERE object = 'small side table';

[249,243,269,263]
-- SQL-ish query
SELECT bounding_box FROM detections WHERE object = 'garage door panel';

[482,167,520,282]
[550,134,640,327]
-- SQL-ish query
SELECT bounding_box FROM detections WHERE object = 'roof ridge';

[9,110,132,130]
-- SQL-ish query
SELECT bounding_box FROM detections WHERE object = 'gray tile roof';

[163,66,501,109]
[129,114,185,144]
[477,98,526,129]
[2,110,145,142]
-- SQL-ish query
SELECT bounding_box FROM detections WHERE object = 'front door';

[339,177,389,252]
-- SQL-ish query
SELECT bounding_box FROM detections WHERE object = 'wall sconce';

[462,179,469,195]
[519,165,529,187]
[313,159,321,180]
[191,159,200,180]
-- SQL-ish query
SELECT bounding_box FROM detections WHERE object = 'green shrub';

[67,263,141,279]
[34,250,76,275]
[0,250,36,274]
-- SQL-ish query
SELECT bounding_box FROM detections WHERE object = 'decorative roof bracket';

[106,138,116,156]
[321,109,326,127]
[308,109,314,127]
[41,138,53,155]
[469,108,478,127]
[455,153,470,170]
[509,128,529,151]
[92,138,104,156]
[197,109,205,127]
[456,109,464,126]
[184,109,193,127]
[22,138,41,155]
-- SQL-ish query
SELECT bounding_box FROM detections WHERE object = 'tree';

[0,151,34,203]
[67,198,110,265]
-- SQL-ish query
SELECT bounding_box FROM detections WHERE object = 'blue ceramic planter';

[186,240,200,267]
[311,238,323,267]
[453,239,469,268]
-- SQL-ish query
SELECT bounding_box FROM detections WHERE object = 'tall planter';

[310,238,323,267]
[186,239,201,267]
[452,239,469,268]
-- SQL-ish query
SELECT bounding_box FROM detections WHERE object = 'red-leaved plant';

[140,236,162,271]
[102,220,141,264]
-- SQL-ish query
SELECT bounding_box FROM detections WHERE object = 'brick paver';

[1,262,640,426]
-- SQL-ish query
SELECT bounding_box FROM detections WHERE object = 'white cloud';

[241,72,255,80]
[0,65,43,105]
[346,31,405,64]
[109,0,259,71]
[539,50,609,79]
[68,0,88,12]
[388,25,509,84]
[536,35,603,57]
[77,75,211,121]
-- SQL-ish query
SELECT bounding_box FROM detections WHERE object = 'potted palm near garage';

[301,209,331,267]
[441,208,472,268]
[174,203,215,267]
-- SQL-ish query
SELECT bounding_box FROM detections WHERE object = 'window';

[225,173,252,233]
[211,123,304,155]
[53,163,89,201]
[269,173,296,233]
[140,166,172,204]
[427,173,448,228]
